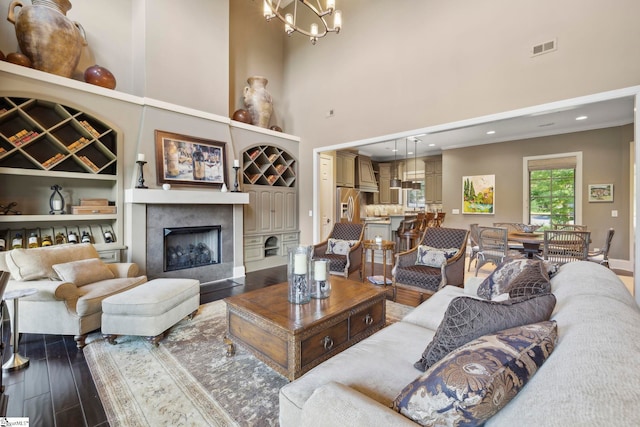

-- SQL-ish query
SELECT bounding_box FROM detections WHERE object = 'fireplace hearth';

[164,225,221,272]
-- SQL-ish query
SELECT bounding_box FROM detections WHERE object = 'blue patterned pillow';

[477,258,543,299]
[393,321,557,426]
[326,238,358,255]
[416,245,459,268]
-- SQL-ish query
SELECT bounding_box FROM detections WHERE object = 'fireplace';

[163,225,221,272]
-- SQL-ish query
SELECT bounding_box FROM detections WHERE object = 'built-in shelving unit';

[242,144,296,187]
[0,97,117,175]
[242,144,299,272]
[0,97,124,260]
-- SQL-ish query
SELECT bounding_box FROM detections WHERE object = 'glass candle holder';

[310,258,331,299]
[288,246,311,304]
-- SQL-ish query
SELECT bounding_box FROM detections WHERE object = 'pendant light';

[402,138,412,188]
[390,139,402,189]
[412,138,421,189]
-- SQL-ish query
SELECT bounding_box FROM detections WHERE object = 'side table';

[3,287,37,372]
[361,239,396,285]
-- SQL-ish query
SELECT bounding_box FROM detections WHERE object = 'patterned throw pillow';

[477,258,553,300]
[503,262,551,298]
[325,238,358,255]
[415,245,459,268]
[414,293,556,371]
[394,321,557,426]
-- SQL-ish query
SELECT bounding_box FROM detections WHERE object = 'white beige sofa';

[279,261,640,426]
[0,243,147,348]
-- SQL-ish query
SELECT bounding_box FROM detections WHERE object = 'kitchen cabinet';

[378,163,390,203]
[242,144,299,272]
[335,151,356,187]
[424,157,442,203]
[0,96,124,258]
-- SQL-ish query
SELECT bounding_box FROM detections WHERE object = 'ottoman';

[101,278,200,345]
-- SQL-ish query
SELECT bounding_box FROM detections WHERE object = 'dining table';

[507,232,545,258]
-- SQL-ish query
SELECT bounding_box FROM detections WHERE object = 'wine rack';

[0,97,117,175]
[0,96,123,260]
[242,145,296,187]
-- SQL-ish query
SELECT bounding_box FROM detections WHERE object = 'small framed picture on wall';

[588,184,613,202]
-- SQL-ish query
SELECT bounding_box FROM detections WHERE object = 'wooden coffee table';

[224,277,387,380]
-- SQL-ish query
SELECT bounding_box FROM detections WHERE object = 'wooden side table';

[361,239,396,285]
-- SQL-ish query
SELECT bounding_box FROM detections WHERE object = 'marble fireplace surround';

[125,189,249,284]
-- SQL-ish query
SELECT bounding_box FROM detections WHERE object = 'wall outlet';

[452,209,460,214]
[309,210,313,217]
[611,210,618,217]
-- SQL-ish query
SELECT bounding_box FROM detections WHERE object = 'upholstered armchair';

[312,222,365,278]
[392,227,469,306]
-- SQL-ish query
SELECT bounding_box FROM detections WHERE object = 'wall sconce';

[49,184,65,214]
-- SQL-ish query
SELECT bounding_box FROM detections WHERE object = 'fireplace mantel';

[125,189,249,205]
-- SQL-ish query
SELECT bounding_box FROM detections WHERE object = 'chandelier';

[263,0,342,45]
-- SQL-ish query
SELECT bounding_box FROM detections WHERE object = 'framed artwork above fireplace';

[155,130,228,187]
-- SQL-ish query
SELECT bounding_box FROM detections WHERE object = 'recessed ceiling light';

[428,143,435,147]
[576,115,588,121]
[486,130,496,135]
[391,148,398,152]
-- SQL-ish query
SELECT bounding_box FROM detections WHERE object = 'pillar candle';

[52,199,62,211]
[294,253,307,274]
[137,153,145,161]
[314,260,327,281]
[233,159,240,167]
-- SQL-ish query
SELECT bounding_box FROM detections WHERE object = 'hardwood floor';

[1,265,289,427]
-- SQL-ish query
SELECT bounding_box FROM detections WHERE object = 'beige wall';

[0,0,229,115]
[442,125,632,260]
[274,0,640,247]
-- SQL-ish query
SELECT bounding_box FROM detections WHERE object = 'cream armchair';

[1,243,146,348]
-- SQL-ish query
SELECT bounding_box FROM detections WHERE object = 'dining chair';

[493,222,524,252]
[552,224,588,231]
[542,230,591,264]
[475,226,509,276]
[467,223,480,272]
[587,228,615,268]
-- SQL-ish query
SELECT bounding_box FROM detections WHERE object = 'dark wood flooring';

[1,265,290,427]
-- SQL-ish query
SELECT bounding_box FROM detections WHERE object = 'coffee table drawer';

[301,319,349,366]
[350,300,385,337]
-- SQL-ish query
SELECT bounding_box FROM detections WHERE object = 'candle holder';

[287,246,311,304]
[311,258,332,299]
[232,166,241,192]
[135,160,148,189]
[49,184,65,214]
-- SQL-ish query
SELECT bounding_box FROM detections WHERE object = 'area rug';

[84,299,413,427]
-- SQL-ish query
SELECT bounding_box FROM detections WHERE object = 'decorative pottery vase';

[243,76,273,128]
[84,64,116,89]
[7,0,87,77]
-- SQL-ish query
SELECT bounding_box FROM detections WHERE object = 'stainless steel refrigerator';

[336,187,361,223]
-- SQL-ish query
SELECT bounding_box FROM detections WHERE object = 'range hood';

[355,155,379,192]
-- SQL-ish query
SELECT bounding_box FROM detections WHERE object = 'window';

[406,184,425,209]
[523,153,582,228]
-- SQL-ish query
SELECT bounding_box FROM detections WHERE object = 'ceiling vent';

[531,39,556,57]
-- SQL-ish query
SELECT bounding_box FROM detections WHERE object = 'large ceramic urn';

[243,76,273,128]
[7,0,87,77]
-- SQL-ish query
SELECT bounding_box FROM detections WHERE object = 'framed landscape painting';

[155,130,227,188]
[463,174,495,214]
[588,184,614,202]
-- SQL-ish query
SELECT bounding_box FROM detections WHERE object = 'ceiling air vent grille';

[531,39,556,57]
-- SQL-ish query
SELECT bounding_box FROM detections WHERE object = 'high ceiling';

[356,96,635,161]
